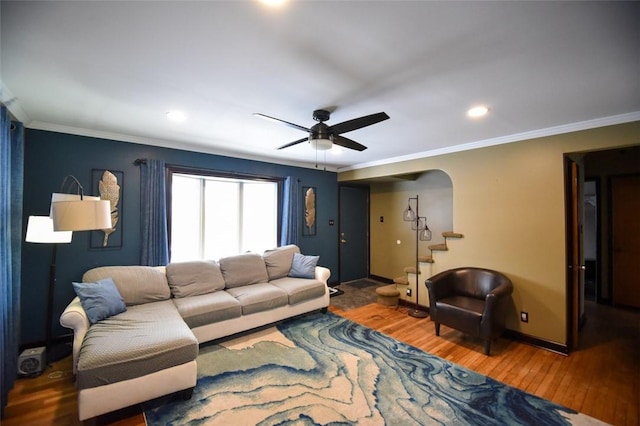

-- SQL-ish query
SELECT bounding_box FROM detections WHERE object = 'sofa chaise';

[60,244,330,421]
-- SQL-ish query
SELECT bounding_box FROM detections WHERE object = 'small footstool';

[376,285,400,307]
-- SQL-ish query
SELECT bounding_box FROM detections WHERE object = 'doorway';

[570,146,640,353]
[338,185,369,283]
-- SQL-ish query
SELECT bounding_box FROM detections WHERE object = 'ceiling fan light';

[309,138,333,151]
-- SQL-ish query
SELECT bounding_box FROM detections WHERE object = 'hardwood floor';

[3,301,638,425]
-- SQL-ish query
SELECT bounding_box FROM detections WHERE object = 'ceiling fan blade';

[330,112,390,135]
[333,135,367,151]
[253,113,310,133]
[277,136,309,150]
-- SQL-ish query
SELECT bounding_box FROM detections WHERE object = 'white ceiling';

[2,1,639,171]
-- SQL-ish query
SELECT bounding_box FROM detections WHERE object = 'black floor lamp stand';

[403,195,429,318]
[45,244,72,364]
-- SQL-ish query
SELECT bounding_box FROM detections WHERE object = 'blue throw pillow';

[72,278,126,324]
[288,252,319,279]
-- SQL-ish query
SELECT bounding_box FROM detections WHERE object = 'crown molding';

[338,112,640,173]
[19,109,640,175]
[26,121,338,172]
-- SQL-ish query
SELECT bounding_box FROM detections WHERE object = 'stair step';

[442,232,464,238]
[394,276,409,285]
[418,255,434,263]
[429,243,448,251]
[403,266,420,274]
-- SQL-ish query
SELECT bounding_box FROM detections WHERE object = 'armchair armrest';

[489,280,513,299]
[59,296,90,374]
[315,266,331,285]
[481,279,513,334]
[484,280,514,311]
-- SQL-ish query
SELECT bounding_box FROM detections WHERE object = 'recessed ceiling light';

[166,110,187,123]
[467,105,490,118]
[258,0,288,8]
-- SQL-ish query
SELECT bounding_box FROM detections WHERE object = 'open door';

[565,157,582,351]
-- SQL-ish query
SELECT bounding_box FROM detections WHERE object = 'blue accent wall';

[21,129,338,346]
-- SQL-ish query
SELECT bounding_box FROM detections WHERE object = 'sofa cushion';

[225,283,288,315]
[76,300,198,390]
[270,277,327,305]
[83,266,170,306]
[166,260,225,298]
[172,291,242,329]
[263,245,300,281]
[219,253,269,288]
[72,278,127,324]
[289,253,319,279]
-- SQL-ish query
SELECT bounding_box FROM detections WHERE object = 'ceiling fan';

[254,109,389,152]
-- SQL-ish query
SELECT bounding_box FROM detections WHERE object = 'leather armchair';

[425,267,513,355]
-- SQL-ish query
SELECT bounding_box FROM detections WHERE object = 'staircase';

[393,232,464,308]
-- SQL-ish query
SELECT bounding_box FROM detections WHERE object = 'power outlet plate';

[520,311,529,322]
[406,289,412,296]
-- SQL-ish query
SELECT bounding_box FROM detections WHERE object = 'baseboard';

[387,305,569,355]
[503,329,569,355]
[398,299,430,313]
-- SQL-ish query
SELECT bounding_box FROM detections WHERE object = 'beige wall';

[339,121,640,346]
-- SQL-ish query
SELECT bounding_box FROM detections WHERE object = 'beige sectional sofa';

[60,245,330,421]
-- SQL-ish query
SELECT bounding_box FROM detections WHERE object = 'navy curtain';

[1,105,23,417]
[280,176,299,247]
[139,159,169,266]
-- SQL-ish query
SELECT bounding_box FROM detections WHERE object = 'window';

[169,171,279,262]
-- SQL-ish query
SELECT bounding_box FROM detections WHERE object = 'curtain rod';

[133,159,146,166]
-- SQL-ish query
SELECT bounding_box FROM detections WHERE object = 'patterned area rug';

[144,312,605,425]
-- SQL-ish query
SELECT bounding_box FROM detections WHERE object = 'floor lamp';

[403,195,431,318]
[38,175,112,363]
[25,216,73,363]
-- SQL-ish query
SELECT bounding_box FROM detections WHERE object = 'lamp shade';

[411,217,426,231]
[419,227,432,241]
[25,216,72,243]
[403,206,416,222]
[51,198,112,231]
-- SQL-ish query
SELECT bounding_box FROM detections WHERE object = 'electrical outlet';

[520,311,529,322]
[406,289,412,296]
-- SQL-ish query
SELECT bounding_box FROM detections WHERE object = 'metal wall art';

[91,169,123,248]
[302,186,316,236]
